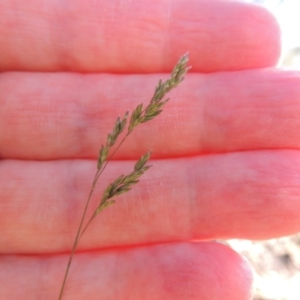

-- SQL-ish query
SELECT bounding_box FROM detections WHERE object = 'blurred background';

[228,1,300,299]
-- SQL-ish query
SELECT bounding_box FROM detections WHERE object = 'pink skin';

[0,0,296,299]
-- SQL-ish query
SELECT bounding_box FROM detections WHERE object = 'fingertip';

[213,241,255,300]
[169,0,281,72]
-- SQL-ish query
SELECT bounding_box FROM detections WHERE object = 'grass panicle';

[128,53,190,133]
[58,53,190,300]
[96,150,152,216]
[97,111,129,170]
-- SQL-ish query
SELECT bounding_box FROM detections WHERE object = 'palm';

[1,1,299,300]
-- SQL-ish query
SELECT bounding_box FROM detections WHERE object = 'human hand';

[1,0,297,299]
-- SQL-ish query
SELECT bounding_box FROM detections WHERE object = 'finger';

[0,242,253,300]
[1,150,300,253]
[1,70,300,159]
[0,0,280,72]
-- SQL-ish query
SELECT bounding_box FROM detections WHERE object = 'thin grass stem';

[58,171,100,300]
